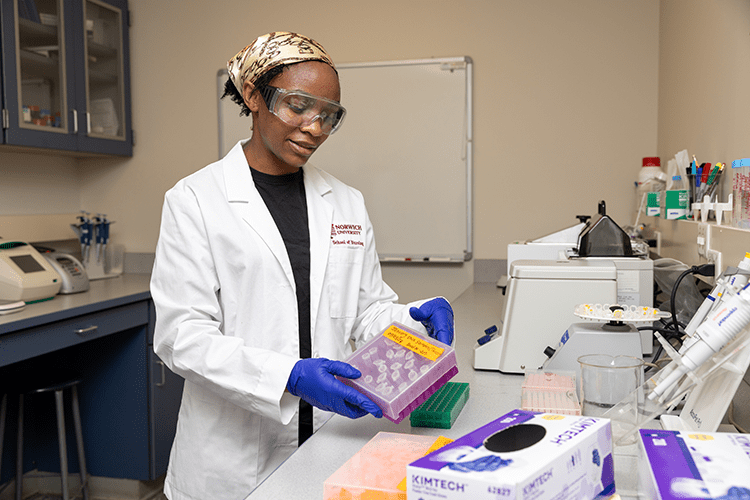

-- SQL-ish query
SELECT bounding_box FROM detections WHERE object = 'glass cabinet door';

[14,0,68,133]
[83,0,125,141]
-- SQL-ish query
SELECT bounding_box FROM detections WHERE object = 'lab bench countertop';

[0,273,151,333]
[245,283,641,499]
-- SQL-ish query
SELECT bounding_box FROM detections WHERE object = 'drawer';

[0,301,149,367]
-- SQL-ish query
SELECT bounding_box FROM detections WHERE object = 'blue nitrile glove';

[286,358,383,419]
[409,297,454,345]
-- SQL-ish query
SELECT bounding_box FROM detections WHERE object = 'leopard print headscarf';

[227,32,336,93]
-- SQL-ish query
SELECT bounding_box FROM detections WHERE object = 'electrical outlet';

[707,249,723,279]
[697,223,711,258]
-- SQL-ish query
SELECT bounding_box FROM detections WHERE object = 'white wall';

[1,0,661,302]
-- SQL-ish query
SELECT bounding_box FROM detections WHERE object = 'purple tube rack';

[338,322,458,423]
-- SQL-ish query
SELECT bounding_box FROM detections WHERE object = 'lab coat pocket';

[328,248,364,319]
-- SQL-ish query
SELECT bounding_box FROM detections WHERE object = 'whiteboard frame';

[217,56,473,262]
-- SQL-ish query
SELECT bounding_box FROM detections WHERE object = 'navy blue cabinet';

[0,298,182,483]
[0,0,132,156]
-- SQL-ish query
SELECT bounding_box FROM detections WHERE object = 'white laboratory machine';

[504,221,587,278]
[42,252,90,294]
[0,241,62,303]
[474,259,618,373]
[542,303,668,385]
[501,201,655,355]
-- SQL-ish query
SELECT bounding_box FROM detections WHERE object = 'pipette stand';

[602,323,750,447]
[692,194,733,225]
[82,253,120,280]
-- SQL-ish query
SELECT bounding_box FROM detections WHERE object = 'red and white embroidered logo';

[331,223,364,247]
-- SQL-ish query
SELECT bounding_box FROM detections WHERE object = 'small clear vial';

[378,364,387,373]
[386,349,394,359]
[364,375,373,384]
[404,359,415,370]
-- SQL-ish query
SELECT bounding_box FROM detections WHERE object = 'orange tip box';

[323,432,438,500]
[338,322,458,423]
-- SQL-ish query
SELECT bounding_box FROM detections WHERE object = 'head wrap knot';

[227,32,336,93]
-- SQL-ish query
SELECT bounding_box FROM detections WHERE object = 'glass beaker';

[578,354,644,417]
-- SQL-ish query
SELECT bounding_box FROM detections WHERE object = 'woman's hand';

[409,297,455,345]
[286,358,383,419]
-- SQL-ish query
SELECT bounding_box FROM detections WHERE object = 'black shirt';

[250,166,313,444]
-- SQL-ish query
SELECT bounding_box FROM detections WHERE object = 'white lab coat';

[151,140,432,500]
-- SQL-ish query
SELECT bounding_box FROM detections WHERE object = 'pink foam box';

[338,322,458,423]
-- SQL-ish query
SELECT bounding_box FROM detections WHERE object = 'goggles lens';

[260,86,346,135]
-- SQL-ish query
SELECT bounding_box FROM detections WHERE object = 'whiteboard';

[217,57,473,262]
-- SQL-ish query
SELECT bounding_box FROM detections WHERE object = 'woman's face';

[246,61,341,173]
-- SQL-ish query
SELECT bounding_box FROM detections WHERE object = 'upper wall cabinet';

[0,0,132,156]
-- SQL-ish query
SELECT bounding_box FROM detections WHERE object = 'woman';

[150,31,454,499]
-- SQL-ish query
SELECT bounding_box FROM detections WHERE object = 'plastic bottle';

[636,157,667,216]
[732,158,750,228]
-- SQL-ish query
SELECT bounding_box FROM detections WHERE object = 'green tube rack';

[409,382,470,429]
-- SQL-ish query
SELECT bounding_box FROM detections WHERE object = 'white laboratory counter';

[246,283,643,499]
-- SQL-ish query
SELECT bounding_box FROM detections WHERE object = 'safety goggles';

[260,85,346,135]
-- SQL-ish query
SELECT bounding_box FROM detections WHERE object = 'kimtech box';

[406,409,614,500]
[638,429,750,499]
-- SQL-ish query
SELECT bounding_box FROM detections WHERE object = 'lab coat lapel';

[304,166,333,339]
[223,142,295,288]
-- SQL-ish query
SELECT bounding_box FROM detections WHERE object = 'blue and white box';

[406,409,614,500]
[639,429,750,499]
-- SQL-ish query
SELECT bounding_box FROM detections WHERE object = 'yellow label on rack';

[383,324,444,361]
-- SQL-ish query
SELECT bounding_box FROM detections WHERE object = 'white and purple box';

[337,322,458,423]
[406,409,614,500]
[639,429,750,499]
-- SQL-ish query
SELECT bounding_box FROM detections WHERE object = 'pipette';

[682,253,750,348]
[649,281,750,400]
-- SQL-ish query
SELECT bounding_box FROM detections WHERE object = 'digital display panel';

[10,254,45,273]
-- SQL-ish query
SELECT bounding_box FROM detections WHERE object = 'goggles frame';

[259,85,346,135]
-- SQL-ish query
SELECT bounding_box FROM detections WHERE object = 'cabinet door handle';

[86,112,91,134]
[156,360,166,387]
[74,325,98,335]
[73,110,78,134]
